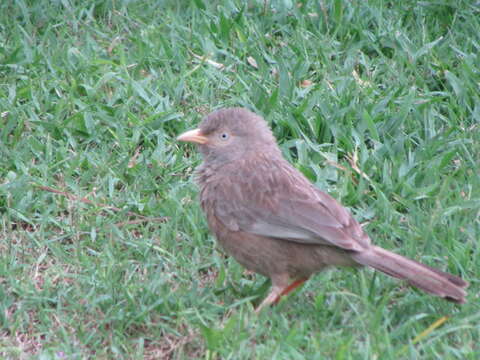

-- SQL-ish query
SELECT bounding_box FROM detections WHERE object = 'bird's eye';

[219,133,229,141]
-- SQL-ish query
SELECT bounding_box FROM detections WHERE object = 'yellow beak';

[176,128,208,145]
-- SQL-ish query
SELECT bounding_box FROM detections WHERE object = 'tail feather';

[353,246,468,303]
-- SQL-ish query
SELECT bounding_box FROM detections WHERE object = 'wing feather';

[209,155,370,252]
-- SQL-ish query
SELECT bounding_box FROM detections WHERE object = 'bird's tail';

[352,246,468,303]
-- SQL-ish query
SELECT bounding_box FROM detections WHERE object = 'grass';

[0,0,479,358]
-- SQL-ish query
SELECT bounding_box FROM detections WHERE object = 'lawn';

[0,0,479,358]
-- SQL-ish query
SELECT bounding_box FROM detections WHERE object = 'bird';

[177,107,468,311]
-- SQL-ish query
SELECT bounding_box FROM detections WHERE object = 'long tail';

[352,246,468,303]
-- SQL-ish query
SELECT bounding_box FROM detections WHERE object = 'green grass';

[0,0,479,358]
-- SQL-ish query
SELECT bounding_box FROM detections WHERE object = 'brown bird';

[177,107,468,311]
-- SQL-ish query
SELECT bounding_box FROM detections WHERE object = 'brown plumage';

[177,107,468,311]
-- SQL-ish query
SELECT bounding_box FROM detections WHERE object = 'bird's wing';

[213,157,370,252]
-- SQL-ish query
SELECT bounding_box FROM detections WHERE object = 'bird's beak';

[176,128,208,145]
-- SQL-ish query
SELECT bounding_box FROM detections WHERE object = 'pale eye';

[219,132,229,141]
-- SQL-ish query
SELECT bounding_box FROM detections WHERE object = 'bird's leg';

[255,285,283,313]
[275,278,308,302]
[255,277,308,313]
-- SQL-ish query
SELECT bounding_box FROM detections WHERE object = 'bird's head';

[177,107,280,164]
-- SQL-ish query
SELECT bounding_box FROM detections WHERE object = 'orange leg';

[273,278,308,304]
[255,277,308,313]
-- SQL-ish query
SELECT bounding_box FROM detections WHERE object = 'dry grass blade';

[346,149,372,182]
[397,316,449,356]
[191,52,225,70]
[35,184,168,224]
